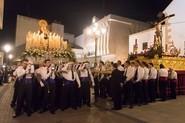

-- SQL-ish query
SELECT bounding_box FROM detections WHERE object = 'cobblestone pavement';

[0,83,143,123]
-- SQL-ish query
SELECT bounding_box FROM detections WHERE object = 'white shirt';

[62,70,81,87]
[118,65,124,72]
[79,68,95,85]
[13,66,26,78]
[158,68,169,77]
[37,67,52,80]
[149,67,157,79]
[143,67,149,80]
[125,66,136,81]
[169,70,177,80]
[135,66,145,82]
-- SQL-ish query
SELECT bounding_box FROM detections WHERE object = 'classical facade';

[75,14,151,62]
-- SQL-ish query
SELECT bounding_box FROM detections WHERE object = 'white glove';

[40,81,45,87]
[92,82,95,87]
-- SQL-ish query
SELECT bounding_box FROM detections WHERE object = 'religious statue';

[133,39,138,54]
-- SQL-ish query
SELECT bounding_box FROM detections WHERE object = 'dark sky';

[0,0,172,45]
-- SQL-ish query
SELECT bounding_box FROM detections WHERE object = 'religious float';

[22,19,75,63]
[129,15,185,95]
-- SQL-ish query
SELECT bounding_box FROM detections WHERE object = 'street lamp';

[3,44,12,53]
[2,44,12,83]
[8,54,13,60]
[86,16,106,63]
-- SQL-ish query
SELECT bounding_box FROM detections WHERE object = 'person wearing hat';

[78,62,95,107]
[60,62,81,110]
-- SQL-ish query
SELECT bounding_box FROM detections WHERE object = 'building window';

[142,42,148,50]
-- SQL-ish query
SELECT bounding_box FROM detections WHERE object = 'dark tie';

[134,68,138,80]
[72,70,74,80]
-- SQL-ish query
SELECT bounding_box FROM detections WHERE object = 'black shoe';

[13,114,20,118]
[129,105,133,109]
[10,103,15,108]
[87,104,91,107]
[50,111,55,114]
[39,109,47,113]
[27,113,32,117]
[111,107,122,110]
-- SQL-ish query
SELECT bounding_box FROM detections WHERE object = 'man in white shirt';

[14,59,34,118]
[158,64,169,101]
[78,62,94,107]
[117,60,124,72]
[133,60,145,106]
[36,59,52,113]
[148,63,157,102]
[11,61,25,108]
[124,61,136,108]
[60,62,81,110]
[142,62,150,104]
[168,68,177,99]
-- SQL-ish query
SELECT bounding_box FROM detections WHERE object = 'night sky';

[0,0,172,45]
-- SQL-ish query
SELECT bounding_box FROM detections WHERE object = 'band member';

[93,62,100,101]
[79,62,95,107]
[47,64,57,114]
[168,68,177,99]
[133,60,145,105]
[110,63,123,110]
[148,63,157,102]
[36,59,52,113]
[60,62,81,110]
[142,62,149,104]
[13,59,34,118]
[124,61,136,108]
[117,60,124,72]
[158,64,169,101]
[99,61,107,98]
[11,61,23,107]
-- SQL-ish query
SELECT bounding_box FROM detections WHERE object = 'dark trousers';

[94,77,100,100]
[100,78,108,98]
[142,80,149,103]
[134,82,143,105]
[39,81,49,111]
[11,79,20,106]
[15,78,33,115]
[48,79,56,112]
[124,81,134,107]
[80,78,90,106]
[169,80,176,99]
[111,85,122,109]
[148,79,156,102]
[60,81,77,110]
[159,79,168,101]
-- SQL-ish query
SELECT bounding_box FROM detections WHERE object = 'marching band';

[10,59,178,118]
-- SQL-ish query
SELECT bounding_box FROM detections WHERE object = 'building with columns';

[75,14,151,62]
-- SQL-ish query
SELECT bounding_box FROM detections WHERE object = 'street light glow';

[8,54,13,59]
[3,44,12,53]
[92,16,96,24]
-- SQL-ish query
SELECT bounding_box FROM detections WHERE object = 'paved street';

[1,83,185,123]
